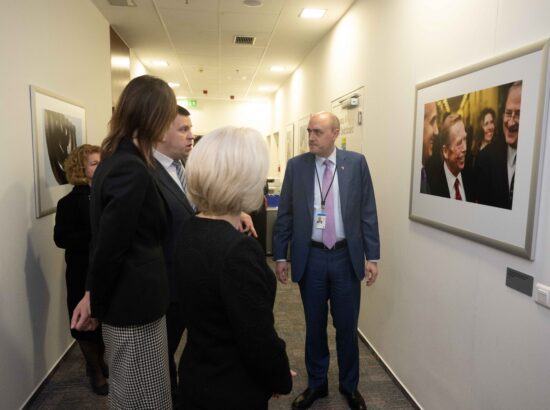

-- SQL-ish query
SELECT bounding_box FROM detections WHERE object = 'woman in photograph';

[468,107,496,168]
[54,144,108,396]
[71,75,176,409]
[177,126,293,410]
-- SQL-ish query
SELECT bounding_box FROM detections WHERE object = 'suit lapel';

[336,148,348,217]
[300,153,316,218]
[154,160,194,214]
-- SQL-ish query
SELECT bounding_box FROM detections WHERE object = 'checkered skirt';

[103,316,171,409]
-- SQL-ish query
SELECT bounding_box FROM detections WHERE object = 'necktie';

[173,160,187,194]
[454,178,462,201]
[322,160,336,249]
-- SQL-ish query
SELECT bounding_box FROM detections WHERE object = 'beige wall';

[272,0,550,409]
[0,1,111,408]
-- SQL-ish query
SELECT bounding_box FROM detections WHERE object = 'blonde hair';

[64,144,101,186]
[186,126,268,215]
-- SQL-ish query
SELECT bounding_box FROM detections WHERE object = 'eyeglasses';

[504,110,520,121]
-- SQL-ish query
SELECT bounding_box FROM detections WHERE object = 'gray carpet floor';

[26,260,415,410]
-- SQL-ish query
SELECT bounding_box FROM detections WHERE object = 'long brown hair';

[101,75,177,168]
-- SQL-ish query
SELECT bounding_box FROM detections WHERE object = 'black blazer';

[429,162,475,202]
[177,217,292,409]
[86,139,169,326]
[152,159,194,302]
[475,139,512,209]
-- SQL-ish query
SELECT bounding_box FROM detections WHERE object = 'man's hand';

[239,212,258,238]
[365,261,379,287]
[275,261,289,284]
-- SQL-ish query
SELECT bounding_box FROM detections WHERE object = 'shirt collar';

[153,149,177,170]
[315,147,337,167]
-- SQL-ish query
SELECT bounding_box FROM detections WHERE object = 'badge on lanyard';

[315,210,327,229]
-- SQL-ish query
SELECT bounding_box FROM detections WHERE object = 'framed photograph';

[30,86,86,218]
[409,39,550,260]
[285,123,294,161]
[297,115,310,155]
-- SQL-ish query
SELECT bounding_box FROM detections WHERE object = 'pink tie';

[322,160,336,249]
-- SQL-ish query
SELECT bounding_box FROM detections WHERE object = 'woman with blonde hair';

[176,126,292,409]
[71,75,176,409]
[54,144,108,396]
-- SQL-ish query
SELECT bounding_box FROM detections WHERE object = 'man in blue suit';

[273,111,380,410]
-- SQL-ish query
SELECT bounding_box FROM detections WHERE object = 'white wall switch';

[534,283,550,308]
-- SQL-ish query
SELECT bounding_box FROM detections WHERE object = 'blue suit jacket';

[273,149,380,282]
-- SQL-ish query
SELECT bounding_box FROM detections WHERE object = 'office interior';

[2,1,550,409]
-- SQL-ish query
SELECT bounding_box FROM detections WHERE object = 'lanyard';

[314,160,337,209]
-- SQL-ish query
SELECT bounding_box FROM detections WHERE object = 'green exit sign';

[178,99,198,108]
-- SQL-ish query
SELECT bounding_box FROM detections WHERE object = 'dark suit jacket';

[475,139,512,209]
[429,162,475,202]
[273,149,380,282]
[177,217,292,409]
[86,138,169,326]
[153,159,194,302]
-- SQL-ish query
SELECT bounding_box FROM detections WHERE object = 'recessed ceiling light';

[151,60,169,67]
[270,66,285,72]
[168,82,180,88]
[111,56,130,68]
[299,8,327,19]
[259,85,277,92]
[243,0,262,7]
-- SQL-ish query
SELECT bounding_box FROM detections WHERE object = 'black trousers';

[166,301,186,406]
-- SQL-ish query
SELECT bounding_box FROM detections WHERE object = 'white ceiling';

[91,0,356,101]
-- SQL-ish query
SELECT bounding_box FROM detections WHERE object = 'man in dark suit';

[476,81,521,209]
[153,106,195,406]
[429,113,474,201]
[273,111,380,410]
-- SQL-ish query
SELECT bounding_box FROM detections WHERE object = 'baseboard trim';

[357,329,423,410]
[20,340,76,410]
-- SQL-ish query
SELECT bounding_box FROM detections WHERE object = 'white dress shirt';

[311,149,345,242]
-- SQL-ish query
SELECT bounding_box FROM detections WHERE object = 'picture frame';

[409,39,550,260]
[30,86,86,218]
[297,115,310,155]
[285,122,294,161]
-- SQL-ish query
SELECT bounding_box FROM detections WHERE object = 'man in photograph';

[429,113,474,201]
[421,101,439,194]
[475,81,521,209]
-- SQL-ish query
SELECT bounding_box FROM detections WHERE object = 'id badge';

[315,211,327,229]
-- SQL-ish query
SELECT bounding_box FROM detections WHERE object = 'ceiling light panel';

[299,8,327,19]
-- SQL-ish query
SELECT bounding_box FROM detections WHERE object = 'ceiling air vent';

[107,0,136,6]
[234,36,256,45]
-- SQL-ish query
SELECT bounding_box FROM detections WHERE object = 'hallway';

[26,264,415,409]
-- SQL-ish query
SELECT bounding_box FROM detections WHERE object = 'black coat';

[54,184,101,340]
[86,139,169,326]
[177,217,292,409]
[475,139,513,209]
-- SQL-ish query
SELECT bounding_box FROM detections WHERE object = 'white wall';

[186,98,271,137]
[0,1,112,408]
[272,0,550,409]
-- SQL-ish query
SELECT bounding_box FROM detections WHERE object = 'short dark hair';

[178,105,190,116]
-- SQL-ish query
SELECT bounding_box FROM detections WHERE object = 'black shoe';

[292,386,328,409]
[339,387,366,410]
[91,381,109,396]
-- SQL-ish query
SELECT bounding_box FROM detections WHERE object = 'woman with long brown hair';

[71,75,176,409]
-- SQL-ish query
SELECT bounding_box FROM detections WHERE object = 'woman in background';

[468,107,496,168]
[71,75,176,409]
[54,144,108,396]
[177,126,293,410]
